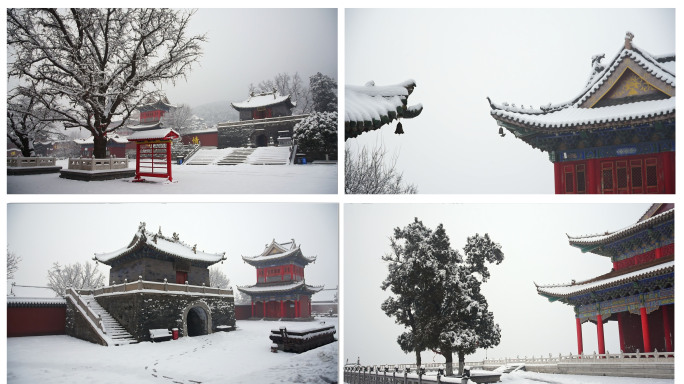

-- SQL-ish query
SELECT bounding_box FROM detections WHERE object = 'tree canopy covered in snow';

[345,143,418,194]
[208,266,230,289]
[293,111,337,155]
[310,72,337,113]
[7,8,206,158]
[249,72,313,114]
[7,90,63,157]
[381,218,504,376]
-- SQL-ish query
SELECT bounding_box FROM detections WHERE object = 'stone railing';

[65,287,107,335]
[78,277,233,297]
[7,156,57,167]
[68,157,129,171]
[476,350,674,365]
[344,366,469,384]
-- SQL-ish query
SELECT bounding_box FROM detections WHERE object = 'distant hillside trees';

[47,261,106,297]
[249,72,313,114]
[7,8,206,158]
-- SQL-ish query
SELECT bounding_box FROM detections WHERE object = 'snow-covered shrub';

[293,111,338,154]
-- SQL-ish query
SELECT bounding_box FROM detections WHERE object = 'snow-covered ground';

[499,371,673,384]
[7,159,337,194]
[7,318,338,384]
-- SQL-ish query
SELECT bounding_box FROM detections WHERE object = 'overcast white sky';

[345,203,657,365]
[161,8,338,108]
[346,8,675,193]
[7,203,338,300]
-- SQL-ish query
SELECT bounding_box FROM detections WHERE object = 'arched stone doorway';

[255,134,268,147]
[182,302,212,337]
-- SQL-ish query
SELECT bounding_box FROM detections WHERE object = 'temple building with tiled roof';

[345,79,423,140]
[488,32,674,194]
[237,239,323,319]
[536,203,674,355]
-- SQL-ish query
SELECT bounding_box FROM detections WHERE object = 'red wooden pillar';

[251,301,254,317]
[596,314,605,355]
[575,317,583,355]
[586,158,599,194]
[640,307,651,353]
[280,300,284,318]
[617,313,626,353]
[263,301,266,318]
[308,299,311,317]
[662,305,673,352]
[134,143,142,180]
[554,162,562,194]
[662,151,675,194]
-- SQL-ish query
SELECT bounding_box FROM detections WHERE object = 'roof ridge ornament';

[625,31,634,50]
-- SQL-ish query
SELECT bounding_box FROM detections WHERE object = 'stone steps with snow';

[217,148,256,165]
[184,147,232,165]
[245,146,291,165]
[82,295,137,346]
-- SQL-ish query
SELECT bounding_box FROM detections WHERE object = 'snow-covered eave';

[242,248,316,265]
[237,281,324,294]
[7,297,67,307]
[567,208,674,247]
[535,260,674,298]
[489,97,675,133]
[127,128,180,141]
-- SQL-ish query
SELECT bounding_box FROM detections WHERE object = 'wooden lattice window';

[630,159,643,193]
[576,164,586,194]
[601,162,614,193]
[616,161,628,193]
[646,158,658,188]
[564,165,574,193]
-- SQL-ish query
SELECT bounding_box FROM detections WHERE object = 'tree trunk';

[415,350,422,367]
[20,135,35,157]
[458,351,465,377]
[93,133,108,158]
[444,351,454,376]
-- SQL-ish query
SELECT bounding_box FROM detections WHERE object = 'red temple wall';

[7,307,66,337]
[619,305,673,353]
[554,152,674,194]
[613,243,674,271]
[181,132,218,147]
[235,305,251,320]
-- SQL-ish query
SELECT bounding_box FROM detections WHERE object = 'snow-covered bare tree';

[293,111,337,157]
[7,8,206,158]
[209,266,231,288]
[7,247,22,279]
[345,143,417,194]
[162,104,194,134]
[47,261,105,297]
[249,72,313,114]
[310,72,337,113]
[7,89,62,157]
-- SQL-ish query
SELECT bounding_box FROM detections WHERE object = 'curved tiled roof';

[231,91,295,110]
[536,258,673,299]
[127,128,179,141]
[488,33,675,133]
[242,239,316,266]
[567,208,674,248]
[236,280,324,295]
[94,223,225,265]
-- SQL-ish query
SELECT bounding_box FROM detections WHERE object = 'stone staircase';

[217,148,256,165]
[82,295,137,346]
[184,147,224,165]
[246,146,291,165]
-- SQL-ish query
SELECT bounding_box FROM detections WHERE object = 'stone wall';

[218,119,301,149]
[109,257,209,286]
[95,291,235,342]
[65,300,108,346]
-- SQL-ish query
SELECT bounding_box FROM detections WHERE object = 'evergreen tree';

[293,111,337,157]
[382,218,504,377]
[309,72,337,113]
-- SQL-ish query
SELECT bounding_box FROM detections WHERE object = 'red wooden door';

[176,271,188,284]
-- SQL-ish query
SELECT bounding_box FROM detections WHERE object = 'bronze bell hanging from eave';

[498,127,506,137]
[395,121,404,135]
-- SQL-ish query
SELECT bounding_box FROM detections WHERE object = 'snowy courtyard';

[7,159,337,194]
[7,318,339,384]
[498,371,673,384]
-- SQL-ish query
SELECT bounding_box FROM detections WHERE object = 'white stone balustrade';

[7,157,57,167]
[68,157,129,171]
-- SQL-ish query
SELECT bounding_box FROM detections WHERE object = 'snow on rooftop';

[345,80,416,124]
[7,297,66,306]
[536,260,673,297]
[231,91,293,109]
[94,225,225,264]
[237,281,323,294]
[491,97,674,130]
[127,128,179,141]
[567,208,674,246]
